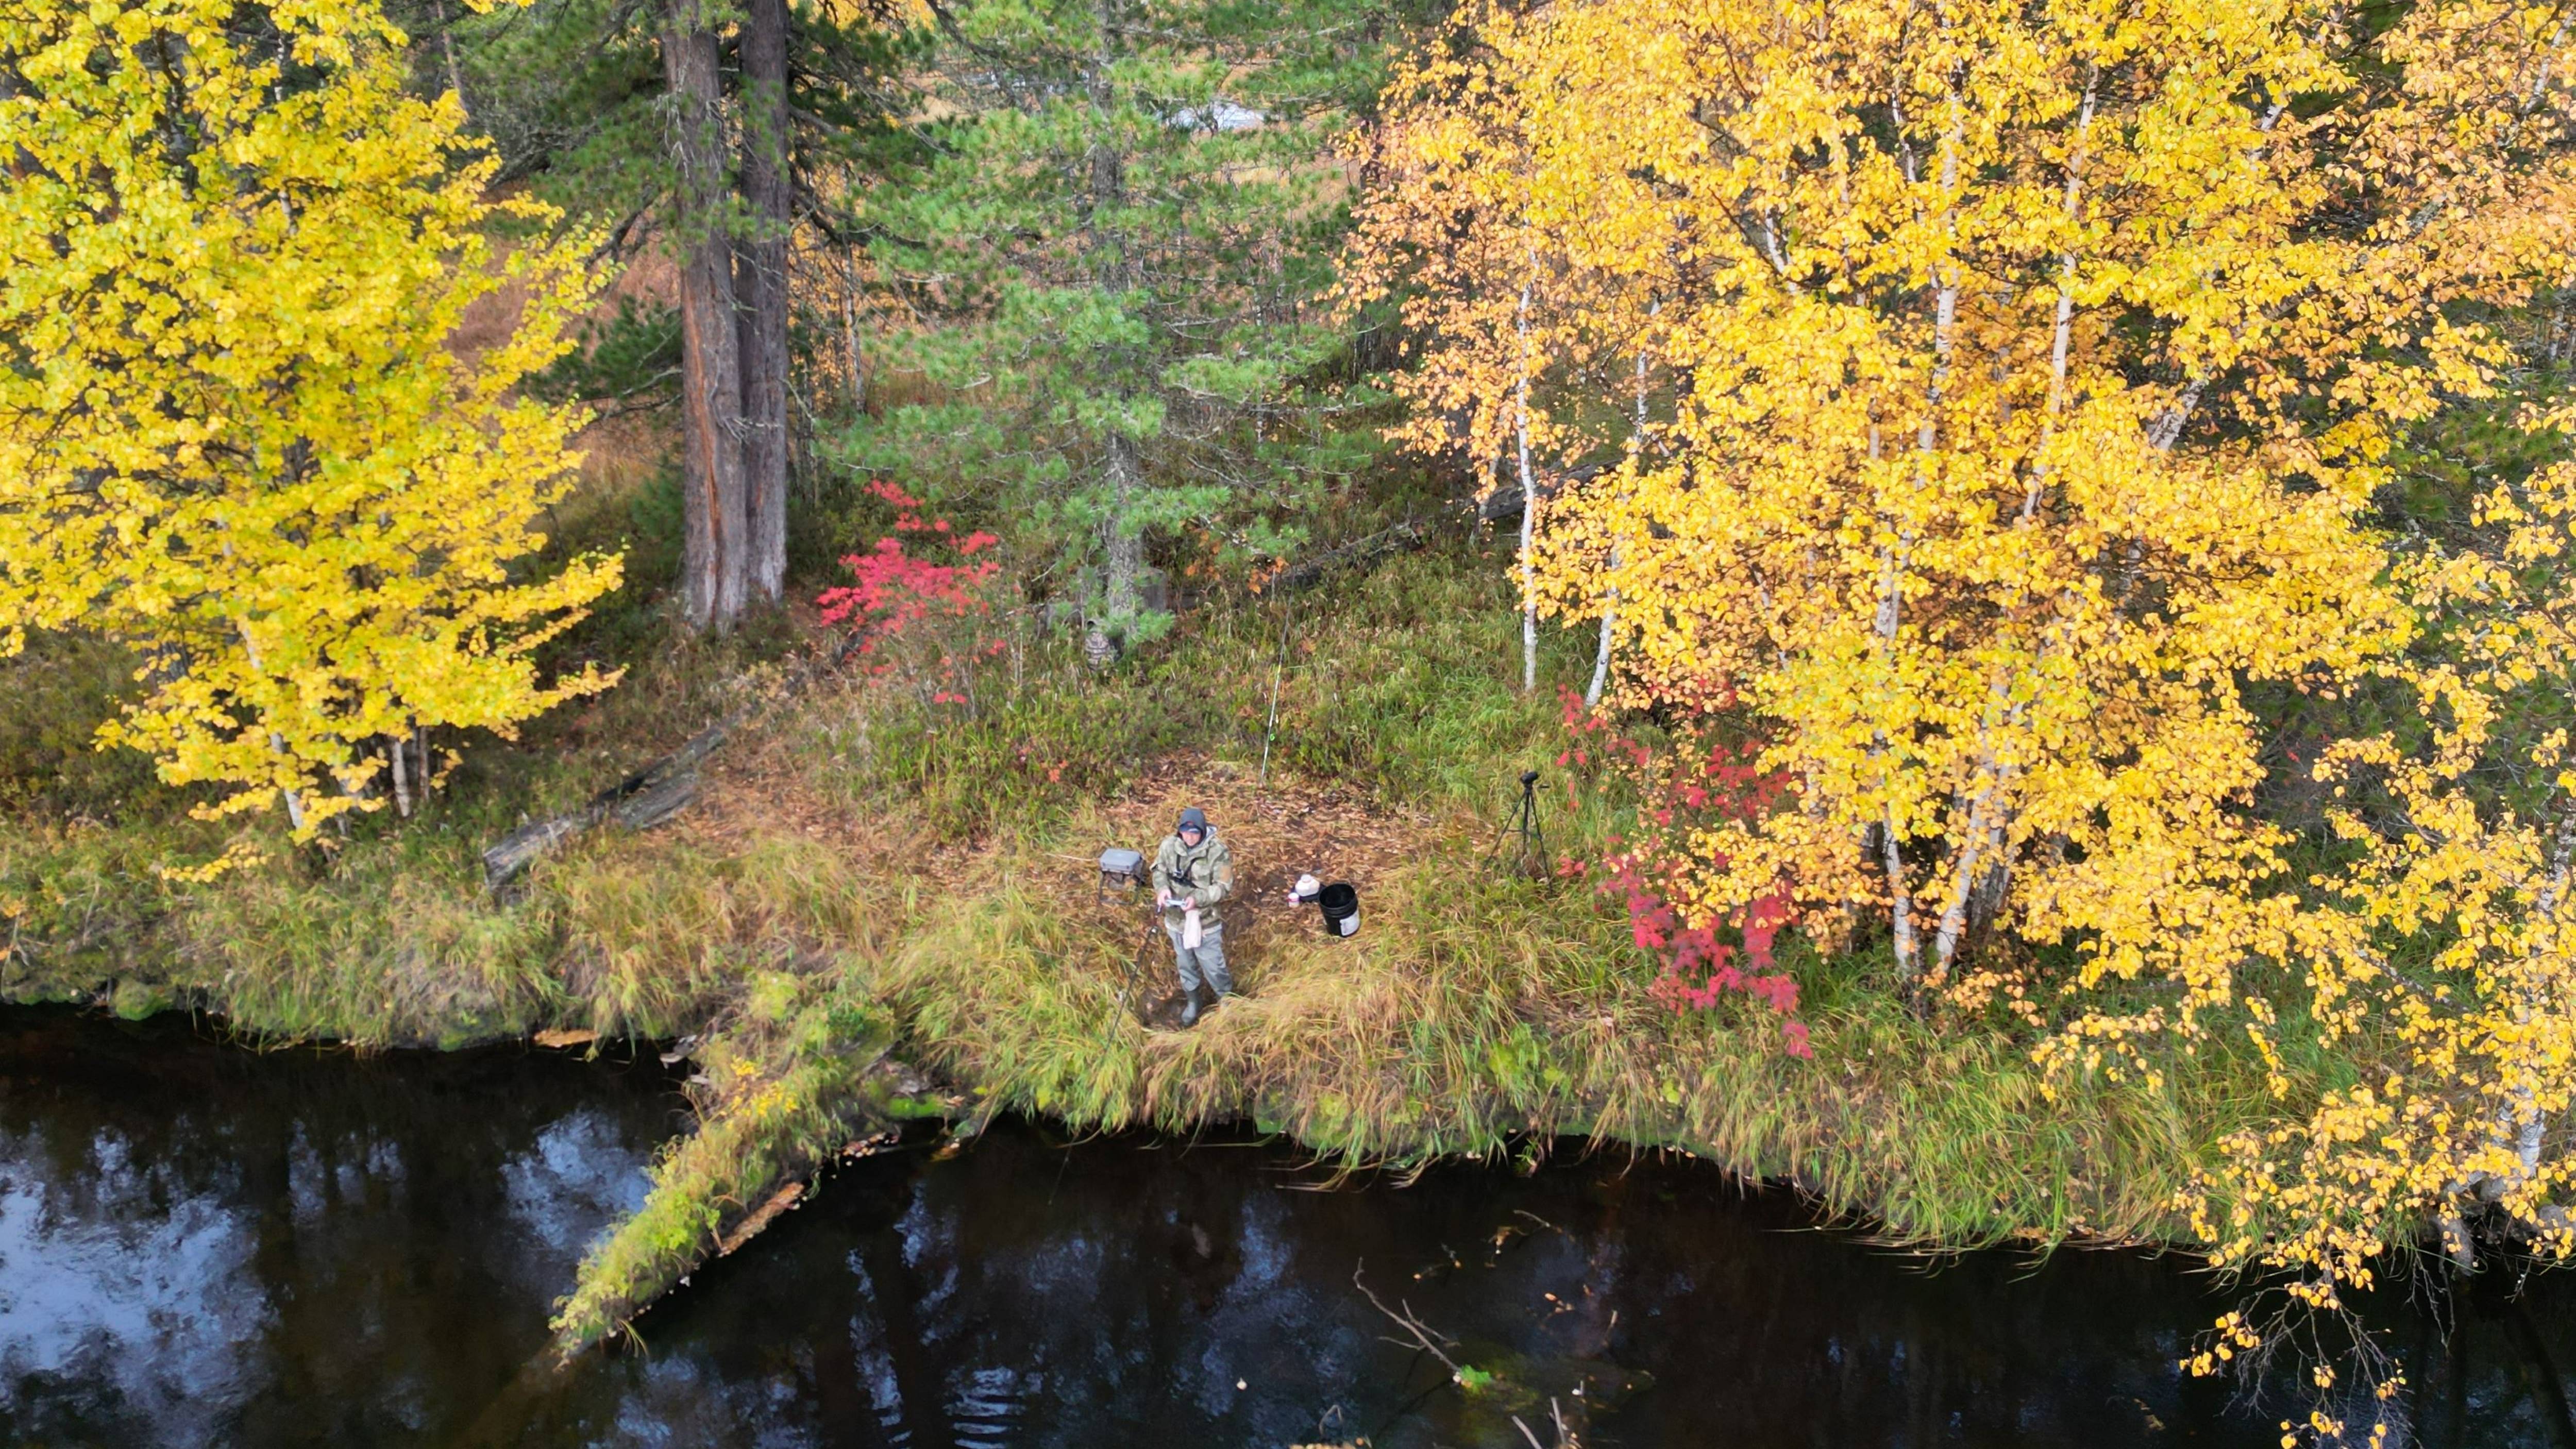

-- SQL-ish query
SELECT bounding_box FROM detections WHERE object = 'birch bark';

[1516,264,1539,696]
[1587,328,1649,709]
[1931,62,2101,976]
[1878,47,1963,987]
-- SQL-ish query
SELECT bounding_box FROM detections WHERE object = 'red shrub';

[1557,687,1810,1057]
[817,482,1003,710]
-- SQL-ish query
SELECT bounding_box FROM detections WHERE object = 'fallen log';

[1268,466,1603,596]
[1268,515,1432,594]
[714,1181,805,1256]
[480,629,868,895]
[1476,463,1603,522]
[480,717,729,894]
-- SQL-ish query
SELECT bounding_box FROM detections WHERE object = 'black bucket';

[1316,882,1359,938]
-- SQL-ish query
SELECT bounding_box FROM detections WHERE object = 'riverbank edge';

[3,932,2227,1362]
[22,997,2176,1360]
[5,723,2323,1359]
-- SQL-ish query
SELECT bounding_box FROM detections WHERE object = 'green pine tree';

[853,0,1387,662]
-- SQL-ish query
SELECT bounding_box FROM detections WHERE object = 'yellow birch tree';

[0,0,622,845]
[1357,3,2576,1429]
[1357,0,2572,1013]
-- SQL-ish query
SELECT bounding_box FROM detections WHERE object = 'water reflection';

[0,1130,267,1442]
[0,1009,676,1446]
[4,1007,2574,1447]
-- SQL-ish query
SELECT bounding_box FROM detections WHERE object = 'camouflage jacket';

[1152,831,1235,926]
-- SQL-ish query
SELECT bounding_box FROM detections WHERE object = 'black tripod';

[1493,769,1545,875]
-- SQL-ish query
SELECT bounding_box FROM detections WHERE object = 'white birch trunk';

[1868,421,1920,981]
[2447,793,2576,1258]
[1935,65,2103,974]
[1882,801,1917,978]
[1516,265,1539,696]
[2022,63,2099,520]
[2140,46,2303,453]
[232,618,305,834]
[1586,542,1619,710]
[1880,60,1964,987]
[390,728,412,819]
[1588,318,1654,709]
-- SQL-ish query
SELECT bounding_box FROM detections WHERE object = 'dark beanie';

[1177,806,1208,834]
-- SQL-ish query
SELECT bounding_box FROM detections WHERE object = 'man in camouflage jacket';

[1152,805,1235,1026]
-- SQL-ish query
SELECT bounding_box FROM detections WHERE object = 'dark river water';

[5,1007,2574,1448]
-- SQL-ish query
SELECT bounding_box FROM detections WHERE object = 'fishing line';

[1256,588,1292,794]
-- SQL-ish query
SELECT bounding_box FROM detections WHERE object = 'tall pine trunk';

[737,0,792,606]
[1089,431,1144,668]
[1079,0,1141,668]
[664,0,748,632]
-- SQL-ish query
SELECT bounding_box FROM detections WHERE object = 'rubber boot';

[1179,991,1201,1028]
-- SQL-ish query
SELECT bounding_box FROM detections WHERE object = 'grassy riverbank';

[0,537,2322,1350]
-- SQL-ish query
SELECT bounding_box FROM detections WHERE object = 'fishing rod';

[1257,590,1292,795]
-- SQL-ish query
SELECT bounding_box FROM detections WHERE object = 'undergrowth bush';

[820,540,1589,839]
